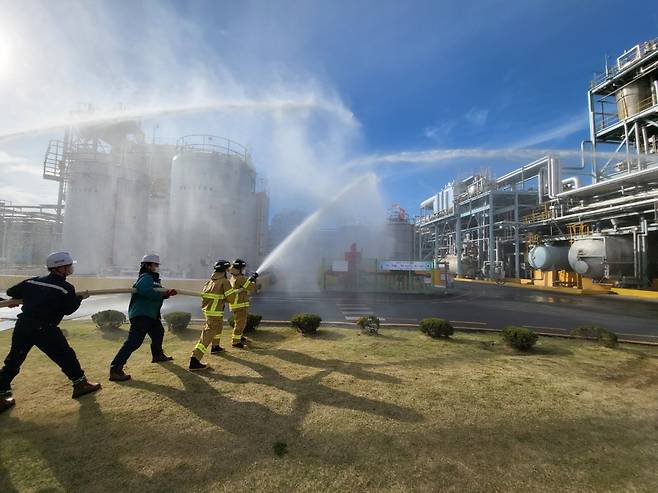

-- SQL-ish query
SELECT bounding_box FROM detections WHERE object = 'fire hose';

[0,287,203,309]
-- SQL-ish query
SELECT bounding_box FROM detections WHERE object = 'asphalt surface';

[2,283,657,341]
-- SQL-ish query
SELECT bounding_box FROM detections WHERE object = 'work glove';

[167,289,178,297]
[79,290,90,300]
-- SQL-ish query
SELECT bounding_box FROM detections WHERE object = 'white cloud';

[0,185,44,205]
[423,121,457,140]
[511,114,587,148]
[464,108,489,127]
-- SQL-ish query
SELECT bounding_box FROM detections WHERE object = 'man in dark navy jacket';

[0,251,101,414]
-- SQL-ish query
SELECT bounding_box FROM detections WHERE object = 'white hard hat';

[141,254,160,264]
[46,251,76,268]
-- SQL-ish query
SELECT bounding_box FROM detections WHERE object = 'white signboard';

[331,260,349,272]
[378,260,433,271]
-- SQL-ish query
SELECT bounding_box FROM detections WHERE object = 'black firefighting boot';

[189,357,207,371]
[151,354,174,363]
[72,377,102,399]
[0,391,15,414]
[210,345,224,354]
[109,365,131,382]
[231,341,245,349]
[240,336,248,343]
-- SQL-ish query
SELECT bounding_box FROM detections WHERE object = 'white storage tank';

[62,153,118,274]
[528,245,570,271]
[168,135,257,277]
[568,236,634,280]
[111,152,150,271]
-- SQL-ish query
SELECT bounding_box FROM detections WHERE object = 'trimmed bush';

[228,313,263,334]
[291,313,322,335]
[356,315,380,335]
[163,311,192,332]
[92,310,126,331]
[571,326,618,348]
[501,326,538,351]
[419,318,454,338]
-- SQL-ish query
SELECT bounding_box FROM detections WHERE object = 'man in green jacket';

[109,254,176,382]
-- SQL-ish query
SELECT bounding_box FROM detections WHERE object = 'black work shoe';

[0,393,15,414]
[240,336,248,343]
[210,345,224,354]
[109,366,131,382]
[189,357,207,371]
[232,341,245,349]
[72,378,102,399]
[152,354,174,363]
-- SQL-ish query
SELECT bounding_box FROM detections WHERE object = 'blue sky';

[0,0,657,216]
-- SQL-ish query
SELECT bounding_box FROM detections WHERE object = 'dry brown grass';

[1,322,658,492]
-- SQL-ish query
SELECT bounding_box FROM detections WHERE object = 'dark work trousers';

[0,319,85,392]
[110,316,165,368]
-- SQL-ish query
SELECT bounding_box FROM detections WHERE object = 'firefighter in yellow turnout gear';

[227,259,258,348]
[189,260,235,371]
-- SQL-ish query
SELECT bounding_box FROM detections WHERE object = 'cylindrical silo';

[111,151,150,272]
[169,136,257,278]
[568,236,634,280]
[528,244,570,271]
[62,153,118,274]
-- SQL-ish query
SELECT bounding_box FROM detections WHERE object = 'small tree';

[419,318,454,338]
[570,326,618,348]
[228,313,263,334]
[92,310,126,331]
[356,315,380,335]
[163,311,192,332]
[291,313,322,335]
[501,326,538,351]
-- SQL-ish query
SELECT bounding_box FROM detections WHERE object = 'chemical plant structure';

[416,39,658,293]
[1,106,269,278]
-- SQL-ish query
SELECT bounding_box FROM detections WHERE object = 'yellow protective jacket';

[227,271,256,311]
[201,272,234,318]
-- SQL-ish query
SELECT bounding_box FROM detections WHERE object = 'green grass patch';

[1,321,658,492]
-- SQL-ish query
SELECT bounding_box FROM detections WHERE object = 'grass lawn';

[1,321,658,492]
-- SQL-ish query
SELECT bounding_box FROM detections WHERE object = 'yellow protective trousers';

[232,309,247,342]
[192,317,223,361]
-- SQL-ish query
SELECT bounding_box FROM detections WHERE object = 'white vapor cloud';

[511,114,588,148]
[464,108,489,127]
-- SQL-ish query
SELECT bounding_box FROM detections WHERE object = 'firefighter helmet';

[213,259,231,272]
[232,259,247,270]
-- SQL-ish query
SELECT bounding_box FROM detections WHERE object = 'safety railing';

[176,135,251,161]
[522,203,551,224]
[593,95,657,132]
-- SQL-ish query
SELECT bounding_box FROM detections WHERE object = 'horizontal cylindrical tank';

[616,82,651,119]
[528,245,570,271]
[568,236,634,280]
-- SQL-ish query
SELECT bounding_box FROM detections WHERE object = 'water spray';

[255,173,378,275]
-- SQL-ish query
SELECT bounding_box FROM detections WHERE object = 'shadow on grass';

[209,353,422,423]
[261,348,401,384]
[167,327,200,342]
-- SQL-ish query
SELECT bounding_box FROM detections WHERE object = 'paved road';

[2,283,657,341]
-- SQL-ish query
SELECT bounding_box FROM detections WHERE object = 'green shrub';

[570,326,618,348]
[291,313,322,335]
[356,315,380,335]
[501,326,538,351]
[163,311,192,332]
[91,310,126,331]
[228,313,263,334]
[419,318,454,338]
